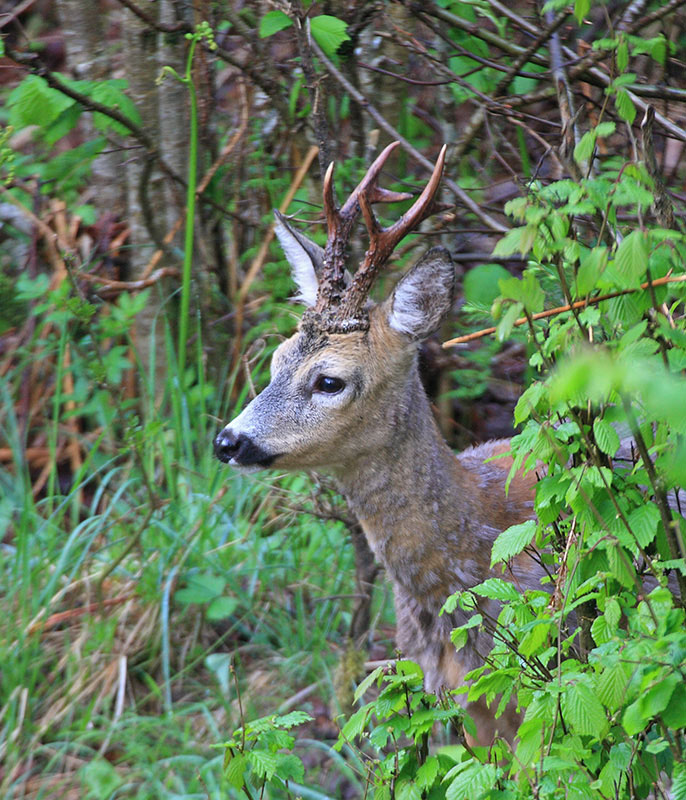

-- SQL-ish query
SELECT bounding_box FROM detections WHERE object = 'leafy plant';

[219,710,314,796]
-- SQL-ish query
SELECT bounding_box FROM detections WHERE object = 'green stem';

[47,322,68,516]
[177,36,199,385]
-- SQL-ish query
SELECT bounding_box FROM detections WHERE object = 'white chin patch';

[230,460,264,474]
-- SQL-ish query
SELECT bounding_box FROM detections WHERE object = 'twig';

[560,45,686,144]
[0,0,37,28]
[442,274,686,347]
[27,595,134,635]
[298,13,334,175]
[114,0,290,119]
[641,106,676,229]
[309,35,508,233]
[357,60,454,86]
[621,396,686,604]
[77,267,180,294]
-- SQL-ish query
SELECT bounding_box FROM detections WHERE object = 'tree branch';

[309,36,508,233]
[443,274,686,347]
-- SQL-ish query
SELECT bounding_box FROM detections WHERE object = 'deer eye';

[314,375,346,394]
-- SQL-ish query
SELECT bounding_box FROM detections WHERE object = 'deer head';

[214,142,454,475]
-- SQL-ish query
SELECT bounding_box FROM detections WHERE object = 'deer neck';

[329,368,483,605]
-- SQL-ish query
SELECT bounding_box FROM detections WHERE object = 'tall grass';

[0,294,379,798]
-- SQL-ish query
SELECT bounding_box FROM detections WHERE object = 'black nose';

[213,428,276,467]
[213,428,244,463]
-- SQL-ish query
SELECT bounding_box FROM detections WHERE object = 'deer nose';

[214,428,248,463]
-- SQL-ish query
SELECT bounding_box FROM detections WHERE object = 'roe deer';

[214,142,541,741]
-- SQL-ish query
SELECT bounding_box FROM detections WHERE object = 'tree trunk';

[55,0,123,216]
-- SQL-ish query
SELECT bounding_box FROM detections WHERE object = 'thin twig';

[442,274,686,347]
[309,35,508,233]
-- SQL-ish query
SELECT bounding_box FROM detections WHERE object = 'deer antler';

[314,142,447,328]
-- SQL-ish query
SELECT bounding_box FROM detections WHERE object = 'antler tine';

[339,140,412,218]
[340,144,447,318]
[375,143,447,257]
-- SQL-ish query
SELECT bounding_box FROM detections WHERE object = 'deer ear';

[273,210,323,306]
[385,247,455,340]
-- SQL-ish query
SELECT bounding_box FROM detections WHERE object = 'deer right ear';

[273,210,322,307]
[386,247,455,340]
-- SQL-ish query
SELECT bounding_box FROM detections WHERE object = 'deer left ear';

[385,247,455,340]
[274,210,323,307]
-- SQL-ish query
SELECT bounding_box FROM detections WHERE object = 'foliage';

[2,1,686,798]
[219,710,314,796]
[324,117,686,799]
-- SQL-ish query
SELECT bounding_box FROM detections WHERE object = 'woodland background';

[1,1,686,798]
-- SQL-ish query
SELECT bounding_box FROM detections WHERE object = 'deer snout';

[213,427,276,468]
[213,428,243,463]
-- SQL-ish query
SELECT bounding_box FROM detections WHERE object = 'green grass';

[0,306,390,799]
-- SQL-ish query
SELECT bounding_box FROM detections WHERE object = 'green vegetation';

[1,2,685,798]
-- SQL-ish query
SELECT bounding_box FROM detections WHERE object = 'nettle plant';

[299,123,686,799]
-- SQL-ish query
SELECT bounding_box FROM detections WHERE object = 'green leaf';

[516,717,544,767]
[272,711,313,729]
[224,751,247,790]
[472,578,521,602]
[573,0,591,24]
[259,10,293,38]
[8,75,75,130]
[513,381,546,425]
[628,504,660,547]
[175,572,226,604]
[397,779,422,800]
[490,519,536,567]
[596,662,630,712]
[247,748,280,780]
[661,681,686,729]
[673,763,686,800]
[604,597,621,631]
[639,674,678,718]
[493,226,525,256]
[595,121,616,138]
[519,621,551,657]
[445,761,497,800]
[207,595,238,620]
[495,301,523,342]
[498,273,544,313]
[275,752,305,783]
[614,230,648,288]
[615,89,636,123]
[463,263,511,307]
[574,130,596,164]
[617,40,629,71]
[562,682,609,738]
[354,665,385,703]
[593,418,620,456]
[337,705,370,746]
[416,756,440,790]
[576,246,608,295]
[607,543,636,589]
[310,15,350,57]
[90,80,141,135]
[622,697,648,735]
[591,614,611,646]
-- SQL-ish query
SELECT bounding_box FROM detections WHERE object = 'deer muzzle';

[213,427,277,470]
